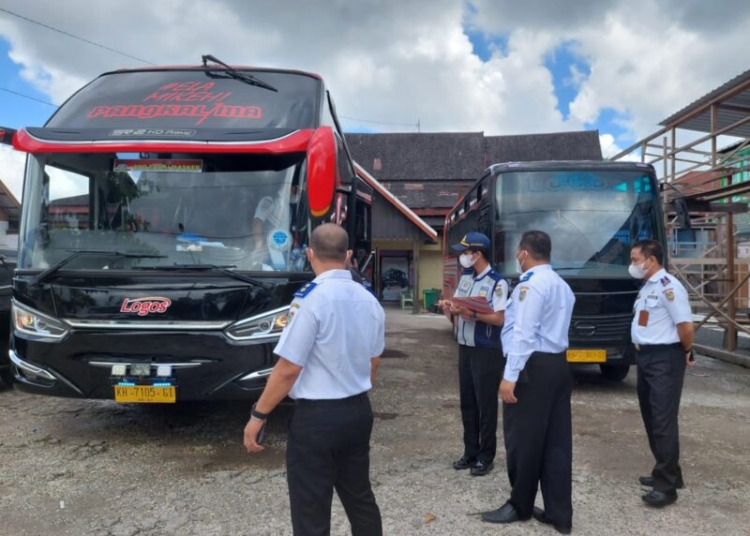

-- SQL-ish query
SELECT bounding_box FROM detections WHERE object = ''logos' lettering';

[120,297,172,316]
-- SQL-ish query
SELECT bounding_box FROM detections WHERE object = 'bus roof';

[488,160,656,174]
[103,65,323,80]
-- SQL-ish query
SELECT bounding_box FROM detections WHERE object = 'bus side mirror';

[306,126,338,221]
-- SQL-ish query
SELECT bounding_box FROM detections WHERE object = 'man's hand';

[437,299,452,310]
[244,418,266,453]
[686,350,696,367]
[499,379,517,404]
[449,304,472,319]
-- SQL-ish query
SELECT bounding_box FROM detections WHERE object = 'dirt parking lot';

[1,308,749,536]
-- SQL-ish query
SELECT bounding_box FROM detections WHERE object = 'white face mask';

[628,261,648,279]
[459,252,477,269]
[515,250,528,274]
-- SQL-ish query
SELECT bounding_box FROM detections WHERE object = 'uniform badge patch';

[519,287,529,301]
[294,282,317,298]
[664,289,675,301]
[495,283,505,296]
[479,290,487,297]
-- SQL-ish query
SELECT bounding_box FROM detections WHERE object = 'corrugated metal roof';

[659,68,750,137]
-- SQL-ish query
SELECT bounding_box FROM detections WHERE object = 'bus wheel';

[599,364,629,382]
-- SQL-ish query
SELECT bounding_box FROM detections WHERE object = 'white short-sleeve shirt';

[273,269,385,399]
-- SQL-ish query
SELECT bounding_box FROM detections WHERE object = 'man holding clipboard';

[438,232,508,477]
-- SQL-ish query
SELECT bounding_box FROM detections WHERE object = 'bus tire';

[599,364,630,382]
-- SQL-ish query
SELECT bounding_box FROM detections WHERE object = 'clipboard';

[450,296,495,315]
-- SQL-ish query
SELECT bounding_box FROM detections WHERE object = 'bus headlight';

[224,306,290,342]
[12,301,69,341]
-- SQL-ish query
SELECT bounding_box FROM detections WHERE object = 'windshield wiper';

[134,263,272,290]
[31,250,167,287]
[201,54,278,92]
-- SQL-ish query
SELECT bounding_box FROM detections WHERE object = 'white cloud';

[0,145,25,201]
[0,0,748,159]
[599,133,639,161]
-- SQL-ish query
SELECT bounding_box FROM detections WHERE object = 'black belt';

[634,342,682,352]
[295,392,368,406]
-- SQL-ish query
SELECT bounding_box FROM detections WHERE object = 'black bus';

[443,161,666,381]
[0,57,373,402]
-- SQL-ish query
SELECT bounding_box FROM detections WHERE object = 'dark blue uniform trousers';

[636,344,686,492]
[458,344,505,463]
[503,351,572,527]
[286,393,382,536]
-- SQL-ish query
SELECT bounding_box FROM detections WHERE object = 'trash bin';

[422,288,438,310]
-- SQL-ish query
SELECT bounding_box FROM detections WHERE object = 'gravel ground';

[1,308,749,536]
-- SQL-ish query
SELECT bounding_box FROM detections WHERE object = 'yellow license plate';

[566,349,606,363]
[114,385,176,403]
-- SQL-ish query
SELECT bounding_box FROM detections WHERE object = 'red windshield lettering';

[87,102,263,125]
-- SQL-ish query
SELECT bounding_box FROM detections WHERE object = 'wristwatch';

[471,310,477,319]
[250,402,269,421]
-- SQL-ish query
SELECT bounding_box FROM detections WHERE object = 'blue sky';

[0,39,56,129]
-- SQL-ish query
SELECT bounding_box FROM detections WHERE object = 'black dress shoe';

[452,456,475,470]
[533,507,572,535]
[481,502,527,524]
[639,476,684,489]
[642,490,677,508]
[470,460,494,476]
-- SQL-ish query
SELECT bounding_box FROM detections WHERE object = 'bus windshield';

[19,152,309,272]
[45,69,320,130]
[495,169,660,277]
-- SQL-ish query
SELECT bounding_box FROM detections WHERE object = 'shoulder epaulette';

[294,282,317,298]
[660,276,671,286]
[519,271,535,283]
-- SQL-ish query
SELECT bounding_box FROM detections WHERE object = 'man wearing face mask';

[629,239,694,508]
[438,232,508,477]
[483,230,575,535]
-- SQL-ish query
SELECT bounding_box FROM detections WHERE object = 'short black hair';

[632,239,664,265]
[310,223,348,262]
[518,230,551,261]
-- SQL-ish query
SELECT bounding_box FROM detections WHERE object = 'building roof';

[348,132,485,181]
[484,131,603,163]
[347,130,602,209]
[659,68,750,138]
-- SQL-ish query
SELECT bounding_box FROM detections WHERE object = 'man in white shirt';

[482,230,575,535]
[243,223,384,536]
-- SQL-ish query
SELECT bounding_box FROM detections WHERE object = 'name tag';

[645,294,659,308]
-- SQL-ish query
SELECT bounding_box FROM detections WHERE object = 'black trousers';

[286,393,382,536]
[503,351,572,526]
[636,344,686,492]
[458,345,505,463]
